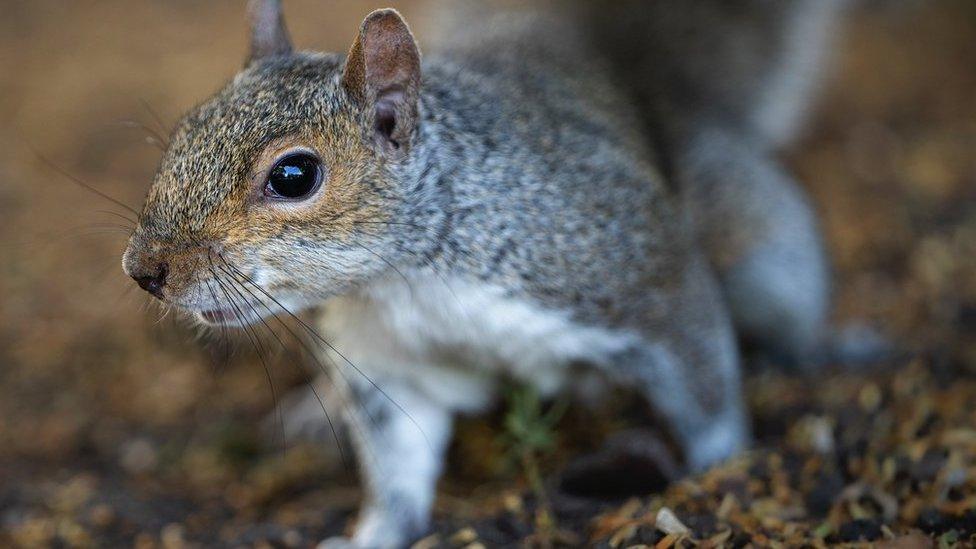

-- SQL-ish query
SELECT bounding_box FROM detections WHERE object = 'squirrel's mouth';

[193,292,304,328]
[200,308,237,324]
[197,307,264,327]
[196,303,277,327]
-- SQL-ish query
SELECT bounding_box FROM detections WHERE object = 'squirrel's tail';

[580,0,850,151]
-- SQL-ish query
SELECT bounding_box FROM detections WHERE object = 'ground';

[1,1,975,548]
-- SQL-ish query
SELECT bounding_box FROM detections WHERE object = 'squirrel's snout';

[130,262,169,299]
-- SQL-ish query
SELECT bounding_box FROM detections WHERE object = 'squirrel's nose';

[131,262,169,299]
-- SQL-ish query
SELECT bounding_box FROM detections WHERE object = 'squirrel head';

[122,2,427,325]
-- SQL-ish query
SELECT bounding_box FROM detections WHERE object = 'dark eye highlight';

[264,153,322,200]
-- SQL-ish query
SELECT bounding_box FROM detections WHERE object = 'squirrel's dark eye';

[264,153,322,200]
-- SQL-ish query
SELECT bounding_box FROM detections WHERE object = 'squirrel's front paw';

[317,532,408,549]
[321,505,426,549]
[317,536,361,549]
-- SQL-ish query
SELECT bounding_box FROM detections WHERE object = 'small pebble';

[88,504,115,528]
[859,383,883,412]
[121,438,159,475]
[655,507,690,536]
[161,522,185,549]
[282,529,303,547]
[410,534,441,549]
[450,527,478,544]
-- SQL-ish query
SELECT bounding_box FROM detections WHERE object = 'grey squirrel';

[121,1,847,546]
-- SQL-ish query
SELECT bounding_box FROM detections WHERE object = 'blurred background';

[1,1,975,547]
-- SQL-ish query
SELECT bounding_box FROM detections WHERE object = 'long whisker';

[32,151,140,216]
[32,228,135,248]
[95,209,138,227]
[66,227,134,237]
[114,120,167,151]
[217,262,386,473]
[352,240,416,300]
[153,302,173,325]
[75,222,135,232]
[209,259,286,455]
[203,279,236,374]
[219,270,290,455]
[139,98,171,147]
[212,262,352,470]
[190,241,233,373]
[215,255,431,451]
[329,221,471,319]
[211,260,385,468]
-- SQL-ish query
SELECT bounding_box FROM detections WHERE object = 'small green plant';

[501,384,568,547]
[939,529,959,549]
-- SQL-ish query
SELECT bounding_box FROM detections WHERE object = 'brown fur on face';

[123,52,406,317]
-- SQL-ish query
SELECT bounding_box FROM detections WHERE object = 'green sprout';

[502,384,569,547]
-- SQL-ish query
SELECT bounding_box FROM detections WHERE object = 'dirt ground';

[1,1,975,547]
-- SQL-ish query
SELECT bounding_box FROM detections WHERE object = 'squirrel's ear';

[341,9,422,154]
[246,0,292,64]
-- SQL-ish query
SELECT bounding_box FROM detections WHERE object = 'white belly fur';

[315,274,637,412]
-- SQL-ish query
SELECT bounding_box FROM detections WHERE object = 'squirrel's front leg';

[320,375,454,549]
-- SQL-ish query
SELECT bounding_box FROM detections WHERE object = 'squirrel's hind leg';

[615,255,749,470]
[679,128,831,367]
